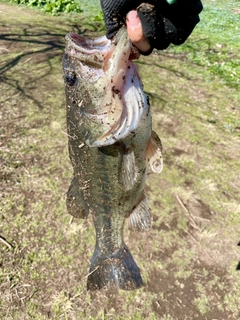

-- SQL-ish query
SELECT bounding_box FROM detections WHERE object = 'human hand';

[101,0,168,54]
[100,0,203,55]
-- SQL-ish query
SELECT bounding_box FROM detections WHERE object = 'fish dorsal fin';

[127,195,152,231]
[118,144,137,191]
[146,130,163,173]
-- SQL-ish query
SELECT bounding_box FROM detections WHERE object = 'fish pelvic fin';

[66,176,89,218]
[87,245,143,291]
[118,144,137,191]
[146,130,163,173]
[127,195,152,231]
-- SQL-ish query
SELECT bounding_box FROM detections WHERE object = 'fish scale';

[63,27,163,290]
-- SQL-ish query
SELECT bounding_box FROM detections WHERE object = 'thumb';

[126,10,151,53]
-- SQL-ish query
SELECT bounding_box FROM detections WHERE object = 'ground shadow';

[0,20,86,109]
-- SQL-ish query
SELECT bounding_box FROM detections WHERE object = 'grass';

[169,0,240,91]
[0,0,240,319]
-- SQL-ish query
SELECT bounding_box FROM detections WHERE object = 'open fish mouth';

[64,28,149,147]
[65,32,112,69]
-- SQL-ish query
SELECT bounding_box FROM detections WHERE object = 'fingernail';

[126,10,140,28]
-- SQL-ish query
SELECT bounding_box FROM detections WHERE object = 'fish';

[62,27,163,291]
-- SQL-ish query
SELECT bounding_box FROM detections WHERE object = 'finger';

[126,10,151,53]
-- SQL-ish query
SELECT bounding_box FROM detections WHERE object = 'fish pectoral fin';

[146,130,163,173]
[66,176,89,219]
[118,145,137,191]
[127,195,152,231]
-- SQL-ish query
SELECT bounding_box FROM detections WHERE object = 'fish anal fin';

[118,145,137,191]
[146,130,163,173]
[66,176,89,219]
[127,195,152,231]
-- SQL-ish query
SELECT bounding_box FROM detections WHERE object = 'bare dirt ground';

[0,2,240,319]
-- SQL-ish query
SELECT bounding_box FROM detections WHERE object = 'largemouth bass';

[63,27,163,291]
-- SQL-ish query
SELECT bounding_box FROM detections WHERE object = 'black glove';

[100,0,203,54]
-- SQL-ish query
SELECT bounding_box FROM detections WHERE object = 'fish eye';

[65,73,77,86]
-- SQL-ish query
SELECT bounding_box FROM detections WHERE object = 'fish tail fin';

[87,245,143,291]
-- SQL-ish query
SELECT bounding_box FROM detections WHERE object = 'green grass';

[169,0,240,91]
